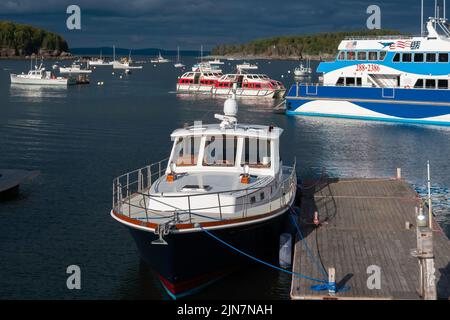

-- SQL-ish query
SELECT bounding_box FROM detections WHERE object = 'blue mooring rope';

[199,208,350,293]
[200,226,327,284]
[289,207,350,293]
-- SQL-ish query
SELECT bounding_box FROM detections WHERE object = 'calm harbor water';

[0,57,449,299]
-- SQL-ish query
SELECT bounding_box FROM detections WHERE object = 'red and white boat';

[213,73,286,98]
[177,64,223,93]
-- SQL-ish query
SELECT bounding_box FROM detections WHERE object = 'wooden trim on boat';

[112,203,290,231]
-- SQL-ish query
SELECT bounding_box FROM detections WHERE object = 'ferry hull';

[124,212,289,299]
[285,85,450,126]
[176,85,285,98]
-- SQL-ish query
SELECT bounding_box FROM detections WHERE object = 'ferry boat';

[177,64,223,93]
[10,63,76,86]
[111,95,297,299]
[151,52,170,63]
[285,16,450,126]
[213,73,286,98]
[59,63,93,74]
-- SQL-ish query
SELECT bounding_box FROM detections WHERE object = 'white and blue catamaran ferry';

[285,14,450,126]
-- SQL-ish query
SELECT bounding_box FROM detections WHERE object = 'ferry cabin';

[285,18,450,125]
[177,70,223,93]
[213,74,286,98]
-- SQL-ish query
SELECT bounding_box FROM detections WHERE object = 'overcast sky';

[0,0,443,49]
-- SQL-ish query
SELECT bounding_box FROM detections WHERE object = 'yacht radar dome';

[215,92,238,129]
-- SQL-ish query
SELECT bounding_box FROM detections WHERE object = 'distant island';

[211,29,404,60]
[0,21,70,58]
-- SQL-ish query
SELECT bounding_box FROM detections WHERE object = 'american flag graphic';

[390,41,412,49]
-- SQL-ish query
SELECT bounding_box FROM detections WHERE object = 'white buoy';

[279,233,292,269]
[288,70,291,74]
[281,75,284,78]
[112,72,115,75]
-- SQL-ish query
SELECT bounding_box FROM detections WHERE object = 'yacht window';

[347,52,356,60]
[379,51,387,60]
[346,77,356,86]
[368,52,378,60]
[172,136,202,167]
[414,79,424,88]
[439,53,449,62]
[336,77,345,86]
[393,53,401,62]
[414,53,424,62]
[402,53,412,62]
[425,79,436,89]
[426,53,436,62]
[357,52,367,60]
[241,138,272,168]
[203,135,237,167]
[438,79,448,89]
[338,52,345,60]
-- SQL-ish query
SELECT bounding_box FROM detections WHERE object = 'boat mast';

[113,45,116,62]
[421,0,424,36]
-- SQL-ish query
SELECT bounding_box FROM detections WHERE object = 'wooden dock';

[290,176,450,300]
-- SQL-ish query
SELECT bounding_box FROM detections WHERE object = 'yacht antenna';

[445,0,447,20]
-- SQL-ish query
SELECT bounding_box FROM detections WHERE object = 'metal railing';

[112,159,297,228]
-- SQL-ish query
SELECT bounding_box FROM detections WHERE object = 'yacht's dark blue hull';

[126,212,289,299]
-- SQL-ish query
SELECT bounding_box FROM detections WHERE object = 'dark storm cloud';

[0,0,439,49]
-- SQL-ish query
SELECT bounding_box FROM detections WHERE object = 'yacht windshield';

[241,137,272,168]
[172,136,201,167]
[203,135,237,167]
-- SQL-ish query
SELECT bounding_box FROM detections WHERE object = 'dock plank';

[291,178,450,300]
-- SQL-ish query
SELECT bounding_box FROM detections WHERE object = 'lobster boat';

[111,94,297,299]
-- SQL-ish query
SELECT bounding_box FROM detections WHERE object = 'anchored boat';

[177,63,223,93]
[111,94,297,299]
[151,52,170,63]
[213,73,286,98]
[59,63,92,74]
[10,62,75,86]
[285,10,450,126]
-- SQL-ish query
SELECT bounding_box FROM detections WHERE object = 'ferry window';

[426,53,436,62]
[172,136,202,167]
[255,84,262,89]
[438,80,448,89]
[338,52,345,60]
[379,51,386,60]
[393,53,401,62]
[203,135,237,167]
[336,77,345,86]
[241,138,272,169]
[425,79,436,89]
[356,78,362,86]
[414,53,424,62]
[439,53,449,62]
[402,53,412,62]
[347,52,356,60]
[368,52,378,61]
[357,52,367,60]
[346,77,355,86]
[414,79,424,88]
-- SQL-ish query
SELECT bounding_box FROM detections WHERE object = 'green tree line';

[0,21,69,55]
[212,30,404,57]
